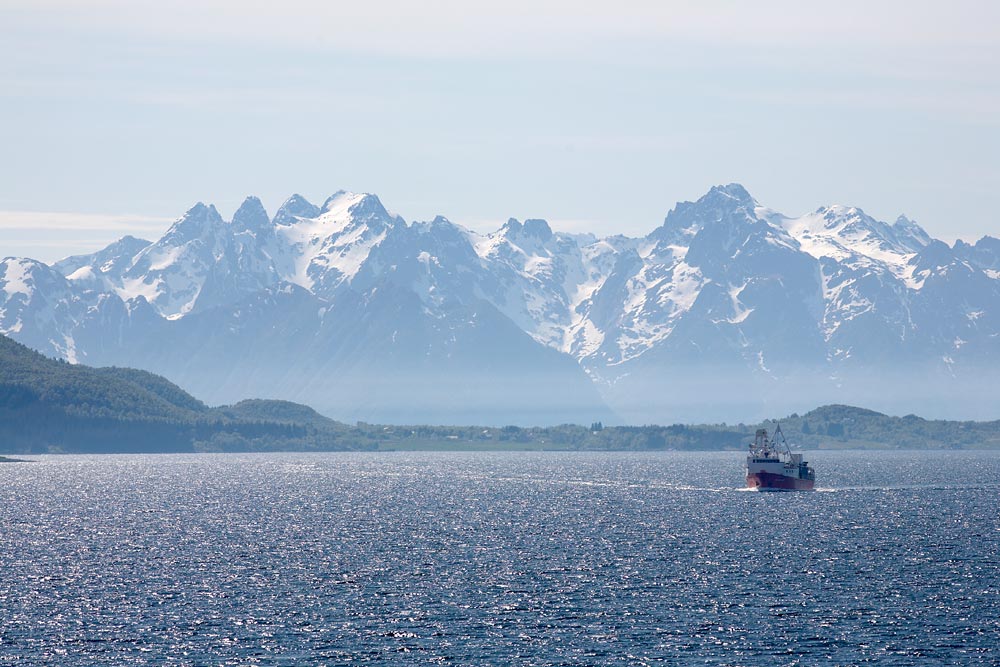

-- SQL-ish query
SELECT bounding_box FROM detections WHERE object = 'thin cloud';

[0,210,175,232]
[7,1,999,60]
[0,211,175,263]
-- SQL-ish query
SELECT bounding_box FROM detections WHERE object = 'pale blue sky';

[1,1,998,262]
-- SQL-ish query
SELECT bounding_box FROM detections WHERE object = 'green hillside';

[0,335,354,453]
[215,399,335,427]
[772,404,1000,449]
[0,334,205,422]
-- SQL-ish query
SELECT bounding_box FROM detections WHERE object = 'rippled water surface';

[1,450,999,665]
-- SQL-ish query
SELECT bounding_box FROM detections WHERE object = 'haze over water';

[2,450,998,665]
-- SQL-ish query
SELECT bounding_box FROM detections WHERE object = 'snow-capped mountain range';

[3,184,999,424]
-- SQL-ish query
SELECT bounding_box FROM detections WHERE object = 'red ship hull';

[746,471,815,491]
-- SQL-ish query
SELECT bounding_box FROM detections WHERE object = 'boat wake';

[812,483,1000,493]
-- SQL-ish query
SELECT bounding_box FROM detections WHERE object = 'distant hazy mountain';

[3,184,999,424]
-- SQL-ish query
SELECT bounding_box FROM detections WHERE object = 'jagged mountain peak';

[811,205,925,250]
[183,201,220,219]
[115,201,236,319]
[389,217,481,274]
[481,218,560,263]
[414,215,465,235]
[1,255,47,276]
[60,234,151,263]
[118,234,152,245]
[501,217,522,233]
[161,202,225,241]
[320,190,350,212]
[1,257,68,303]
[892,214,932,250]
[496,217,554,242]
[264,191,402,294]
[273,194,320,225]
[53,235,153,280]
[651,183,761,248]
[783,203,928,265]
[810,205,895,243]
[816,204,869,224]
[232,196,270,232]
[705,182,755,204]
[909,239,955,272]
[523,219,554,241]
[311,192,402,237]
[320,191,387,217]
[961,235,1000,270]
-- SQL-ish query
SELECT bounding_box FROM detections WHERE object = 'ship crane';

[748,423,792,460]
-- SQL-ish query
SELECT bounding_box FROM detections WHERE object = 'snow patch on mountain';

[274,192,396,293]
[726,281,754,324]
[1,258,34,298]
[780,206,921,286]
[113,203,229,318]
[66,265,96,283]
[119,275,169,307]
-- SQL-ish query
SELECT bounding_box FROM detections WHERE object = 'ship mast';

[748,422,792,459]
[770,422,793,458]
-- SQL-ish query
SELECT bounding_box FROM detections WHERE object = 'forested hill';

[0,334,353,453]
[764,405,1000,450]
[0,334,207,422]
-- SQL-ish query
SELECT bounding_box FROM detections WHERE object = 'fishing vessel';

[745,423,815,491]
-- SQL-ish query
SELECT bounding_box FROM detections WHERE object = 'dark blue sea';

[1,450,998,665]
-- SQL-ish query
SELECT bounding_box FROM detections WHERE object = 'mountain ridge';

[2,183,999,425]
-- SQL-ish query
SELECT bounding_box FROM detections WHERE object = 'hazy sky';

[2,1,998,262]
